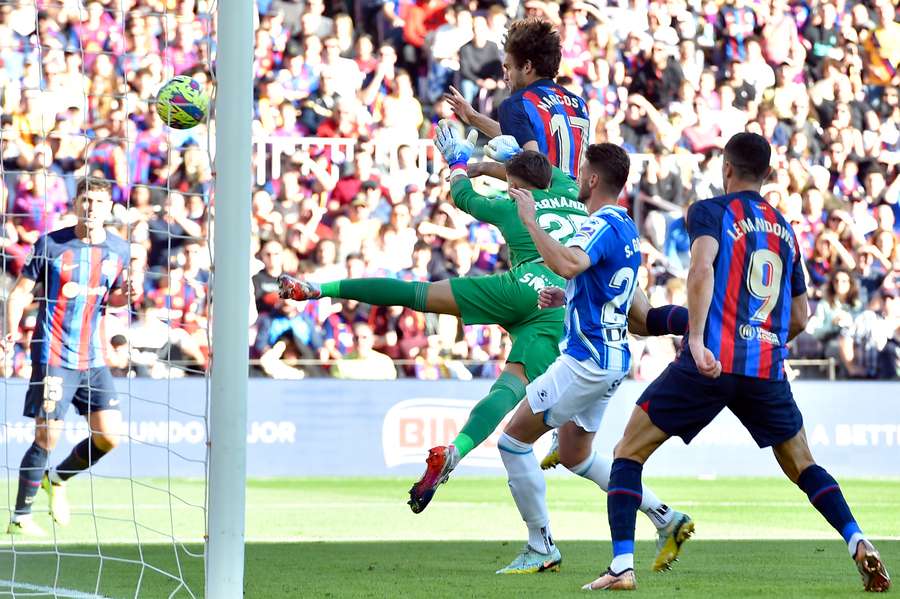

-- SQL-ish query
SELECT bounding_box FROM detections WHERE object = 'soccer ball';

[155,76,209,129]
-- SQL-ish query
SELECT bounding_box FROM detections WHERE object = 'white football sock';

[639,485,675,530]
[610,553,634,574]
[848,532,866,557]
[567,451,674,530]
[499,432,554,555]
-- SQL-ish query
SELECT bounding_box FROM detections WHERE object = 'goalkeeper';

[279,125,687,513]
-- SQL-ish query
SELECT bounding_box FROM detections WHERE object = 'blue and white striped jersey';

[561,205,641,372]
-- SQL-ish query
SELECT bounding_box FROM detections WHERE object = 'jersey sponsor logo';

[738,324,780,345]
[518,272,549,291]
[62,281,107,299]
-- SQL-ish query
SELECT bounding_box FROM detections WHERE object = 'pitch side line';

[44,500,900,510]
[0,579,112,599]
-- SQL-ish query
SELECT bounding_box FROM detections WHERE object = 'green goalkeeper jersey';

[449,167,588,268]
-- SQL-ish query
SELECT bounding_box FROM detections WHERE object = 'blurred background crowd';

[0,0,898,381]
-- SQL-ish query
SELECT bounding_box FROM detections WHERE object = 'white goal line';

[0,579,112,599]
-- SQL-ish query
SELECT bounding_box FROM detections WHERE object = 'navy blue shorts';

[24,364,119,420]
[637,364,803,448]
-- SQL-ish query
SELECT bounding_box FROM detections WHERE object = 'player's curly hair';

[585,144,630,196]
[506,151,552,189]
[504,18,561,79]
[76,177,114,198]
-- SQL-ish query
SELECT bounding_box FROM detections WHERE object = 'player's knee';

[782,455,816,484]
[92,432,120,452]
[34,424,62,451]
[33,434,59,452]
[558,447,590,470]
[612,439,645,463]
[557,429,593,468]
[773,449,814,484]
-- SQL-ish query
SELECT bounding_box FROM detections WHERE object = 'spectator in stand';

[458,14,503,106]
[331,322,398,380]
[629,39,684,108]
[808,270,865,377]
[2,0,897,380]
[252,239,321,377]
[147,193,202,270]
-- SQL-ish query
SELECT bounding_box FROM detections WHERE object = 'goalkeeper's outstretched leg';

[278,275,461,316]
[279,269,563,514]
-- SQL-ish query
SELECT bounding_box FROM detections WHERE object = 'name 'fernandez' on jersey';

[561,205,642,372]
[499,79,590,179]
[451,166,587,268]
[678,190,807,380]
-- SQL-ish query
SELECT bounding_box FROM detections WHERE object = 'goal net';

[0,0,218,596]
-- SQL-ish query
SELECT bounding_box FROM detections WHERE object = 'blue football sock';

[607,458,643,571]
[53,437,109,482]
[797,465,863,554]
[15,443,49,516]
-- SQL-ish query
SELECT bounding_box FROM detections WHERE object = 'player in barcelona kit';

[589,133,891,592]
[445,17,589,179]
[279,126,689,517]
[3,178,137,536]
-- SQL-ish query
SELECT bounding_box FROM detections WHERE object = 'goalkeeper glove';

[484,135,522,163]
[435,119,478,170]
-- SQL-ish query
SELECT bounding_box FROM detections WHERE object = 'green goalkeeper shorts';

[449,263,565,382]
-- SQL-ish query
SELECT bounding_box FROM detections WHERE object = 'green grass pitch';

[1,476,897,597]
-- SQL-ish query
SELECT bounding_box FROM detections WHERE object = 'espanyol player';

[493,143,694,576]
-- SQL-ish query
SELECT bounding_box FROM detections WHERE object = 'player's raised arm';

[443,86,501,138]
[434,120,507,225]
[512,187,591,279]
[469,135,527,183]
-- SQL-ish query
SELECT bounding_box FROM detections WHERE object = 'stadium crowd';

[0,0,898,381]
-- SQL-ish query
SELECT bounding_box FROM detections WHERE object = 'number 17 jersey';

[498,78,590,179]
[679,191,807,380]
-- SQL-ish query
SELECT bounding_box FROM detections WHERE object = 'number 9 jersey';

[680,191,807,380]
[498,79,589,179]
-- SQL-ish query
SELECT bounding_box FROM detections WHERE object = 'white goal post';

[206,0,253,596]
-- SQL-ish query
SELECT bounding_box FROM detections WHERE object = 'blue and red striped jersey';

[677,191,807,380]
[23,227,129,370]
[498,79,590,179]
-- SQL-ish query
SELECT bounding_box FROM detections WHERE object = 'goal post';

[206,0,254,595]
